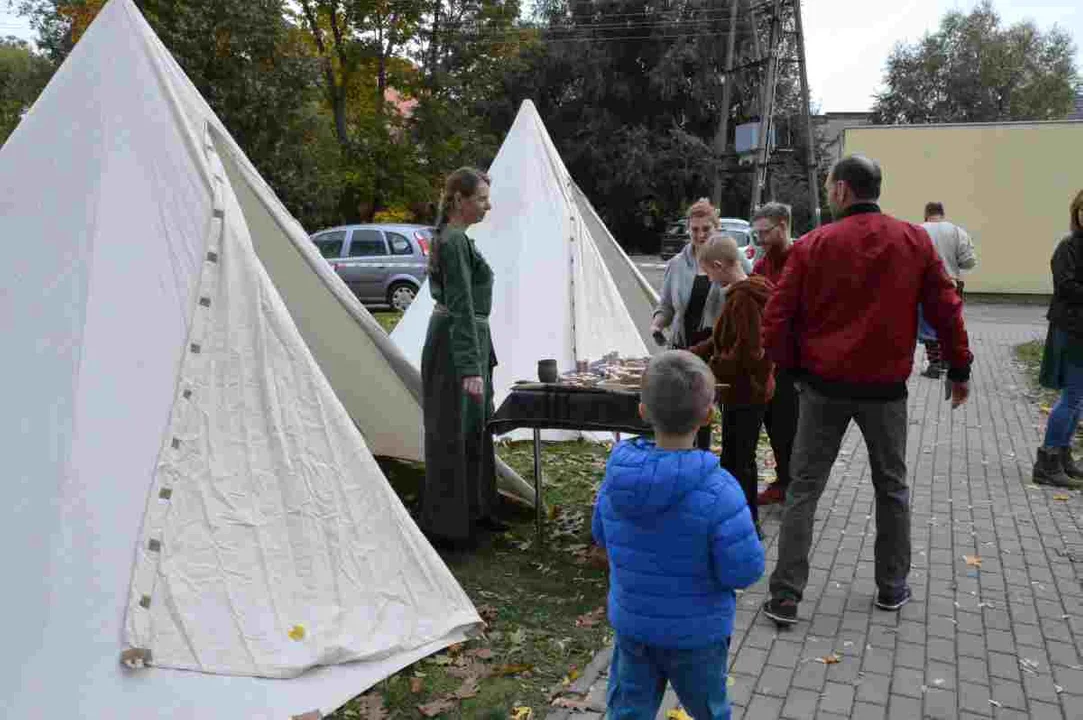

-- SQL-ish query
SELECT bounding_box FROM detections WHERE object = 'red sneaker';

[757,485,786,505]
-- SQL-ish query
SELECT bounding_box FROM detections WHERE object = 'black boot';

[1033,447,1080,488]
[1060,447,1083,480]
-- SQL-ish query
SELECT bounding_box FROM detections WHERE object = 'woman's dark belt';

[433,304,489,323]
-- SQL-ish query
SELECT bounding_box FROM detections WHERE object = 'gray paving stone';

[756,665,794,698]
[779,687,818,719]
[850,702,886,720]
[818,682,854,716]
[551,318,1083,720]
[958,681,992,714]
[886,694,921,720]
[922,688,957,719]
[855,672,890,705]
[743,694,783,720]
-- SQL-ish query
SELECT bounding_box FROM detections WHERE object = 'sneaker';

[757,485,786,505]
[875,586,912,611]
[762,598,798,626]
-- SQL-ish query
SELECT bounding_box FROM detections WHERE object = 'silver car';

[310,223,433,311]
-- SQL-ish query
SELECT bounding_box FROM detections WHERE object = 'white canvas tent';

[0,1,484,716]
[392,101,660,418]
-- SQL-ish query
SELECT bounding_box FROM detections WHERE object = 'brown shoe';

[758,485,786,505]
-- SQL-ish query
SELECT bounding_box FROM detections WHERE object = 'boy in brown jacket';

[691,234,775,535]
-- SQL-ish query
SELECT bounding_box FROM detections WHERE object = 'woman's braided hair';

[430,167,491,280]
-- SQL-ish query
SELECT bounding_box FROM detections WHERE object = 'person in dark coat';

[420,167,508,548]
[1033,189,1083,489]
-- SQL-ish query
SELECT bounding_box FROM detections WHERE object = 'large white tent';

[0,1,484,717]
[392,101,659,413]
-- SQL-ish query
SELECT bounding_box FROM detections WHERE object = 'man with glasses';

[751,202,799,508]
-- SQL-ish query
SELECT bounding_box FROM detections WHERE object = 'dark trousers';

[763,371,798,492]
[769,384,910,602]
[721,405,767,527]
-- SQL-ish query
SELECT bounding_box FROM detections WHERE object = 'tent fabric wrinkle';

[2,1,483,716]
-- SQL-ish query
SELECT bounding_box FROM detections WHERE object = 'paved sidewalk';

[548,312,1083,719]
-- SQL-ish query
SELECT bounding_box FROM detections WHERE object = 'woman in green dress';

[421,167,508,547]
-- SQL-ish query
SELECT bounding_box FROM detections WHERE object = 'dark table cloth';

[489,384,653,436]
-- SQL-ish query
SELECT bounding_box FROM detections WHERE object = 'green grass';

[330,443,612,719]
[373,310,404,334]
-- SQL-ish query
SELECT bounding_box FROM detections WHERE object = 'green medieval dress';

[420,227,498,543]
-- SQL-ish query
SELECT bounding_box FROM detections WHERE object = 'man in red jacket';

[761,155,973,627]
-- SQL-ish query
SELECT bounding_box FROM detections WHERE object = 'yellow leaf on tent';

[1040,405,1052,414]
[727,676,736,688]
[964,555,982,567]
[666,708,693,720]
[818,653,842,665]
[288,624,306,641]
[511,707,533,720]
[1053,494,1071,502]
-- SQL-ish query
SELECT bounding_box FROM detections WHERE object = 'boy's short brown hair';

[640,350,715,435]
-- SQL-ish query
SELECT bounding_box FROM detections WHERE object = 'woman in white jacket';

[650,199,725,449]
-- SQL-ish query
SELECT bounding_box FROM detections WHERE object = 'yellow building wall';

[843,122,1083,295]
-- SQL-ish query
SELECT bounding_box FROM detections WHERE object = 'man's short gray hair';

[752,202,792,227]
[640,350,715,435]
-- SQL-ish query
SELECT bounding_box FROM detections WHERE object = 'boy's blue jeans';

[606,635,731,720]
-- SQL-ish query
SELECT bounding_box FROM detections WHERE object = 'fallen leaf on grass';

[561,666,581,686]
[817,653,842,665]
[433,654,453,666]
[454,676,480,700]
[417,698,457,717]
[508,628,527,646]
[410,677,424,694]
[1053,494,1071,502]
[511,707,533,720]
[964,555,982,567]
[575,607,606,628]
[468,647,495,660]
[666,708,693,720]
[493,664,534,677]
[447,660,492,679]
[354,694,388,719]
[477,604,499,623]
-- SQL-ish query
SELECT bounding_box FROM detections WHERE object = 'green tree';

[871,1,1078,124]
[0,36,53,145]
[17,0,345,229]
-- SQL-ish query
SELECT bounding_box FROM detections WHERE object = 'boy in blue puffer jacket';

[593,350,765,720]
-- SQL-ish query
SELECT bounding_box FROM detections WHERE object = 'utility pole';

[711,0,741,208]
[749,0,782,216]
[793,0,821,227]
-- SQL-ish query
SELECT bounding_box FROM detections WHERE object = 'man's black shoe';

[875,586,912,611]
[762,598,798,626]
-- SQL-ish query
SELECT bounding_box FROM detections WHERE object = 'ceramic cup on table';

[538,359,558,383]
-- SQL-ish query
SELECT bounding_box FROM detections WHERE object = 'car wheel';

[388,282,417,312]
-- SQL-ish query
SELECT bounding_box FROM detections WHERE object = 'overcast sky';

[4,1,1080,113]
[804,0,1082,112]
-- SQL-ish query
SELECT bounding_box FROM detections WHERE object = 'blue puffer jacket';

[592,438,765,649]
